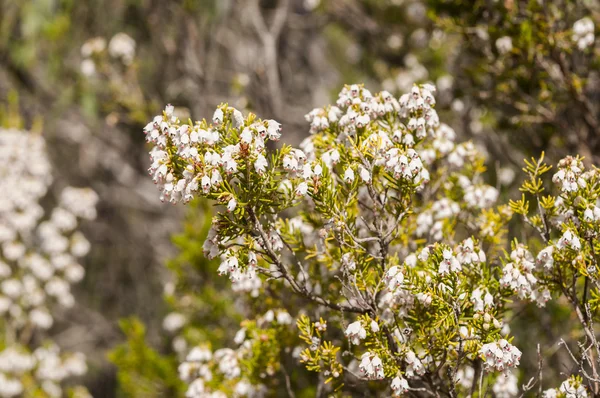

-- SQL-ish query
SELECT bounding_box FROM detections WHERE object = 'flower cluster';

[144,104,284,205]
[80,32,136,77]
[155,82,516,395]
[345,320,367,345]
[543,376,589,398]
[552,156,587,193]
[380,265,415,319]
[480,339,522,373]
[404,350,426,378]
[177,310,294,397]
[0,128,96,397]
[143,82,574,396]
[500,245,551,306]
[495,36,513,55]
[358,352,384,380]
[0,344,87,398]
[572,17,595,50]
[390,375,410,396]
[492,372,519,398]
[556,230,581,251]
[108,32,136,65]
[471,287,495,312]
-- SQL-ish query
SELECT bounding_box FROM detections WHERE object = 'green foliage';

[427,0,599,161]
[109,318,185,398]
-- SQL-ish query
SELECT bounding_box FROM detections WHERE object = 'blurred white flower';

[108,32,136,64]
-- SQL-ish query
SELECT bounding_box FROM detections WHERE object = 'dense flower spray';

[144,81,600,396]
[0,129,97,398]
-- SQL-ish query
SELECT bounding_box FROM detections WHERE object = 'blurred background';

[0,0,598,396]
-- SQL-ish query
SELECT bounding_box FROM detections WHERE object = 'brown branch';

[248,207,368,314]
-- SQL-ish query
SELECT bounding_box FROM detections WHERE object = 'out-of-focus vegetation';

[429,0,600,163]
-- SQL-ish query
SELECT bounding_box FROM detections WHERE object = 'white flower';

[211,169,222,186]
[60,188,99,220]
[572,17,595,50]
[404,350,425,378]
[227,198,237,212]
[536,246,554,269]
[552,157,587,192]
[163,312,187,332]
[405,253,417,267]
[1,279,22,299]
[266,120,282,141]
[391,376,409,395]
[345,321,367,345]
[492,372,519,398]
[108,32,136,64]
[342,253,356,271]
[80,37,106,57]
[233,328,246,345]
[359,352,384,380]
[370,320,379,333]
[439,249,461,275]
[330,149,340,164]
[384,266,404,291]
[248,251,257,266]
[583,206,600,222]
[268,230,284,252]
[495,36,513,55]
[213,109,224,125]
[264,310,275,323]
[557,230,581,251]
[188,346,213,364]
[543,388,558,398]
[200,175,211,194]
[480,339,521,373]
[30,308,53,329]
[313,164,323,176]
[71,232,91,257]
[254,155,268,175]
[80,59,96,77]
[240,128,253,144]
[296,182,309,196]
[359,166,371,183]
[500,245,540,303]
[344,168,355,183]
[560,378,588,397]
[232,109,244,129]
[472,287,495,312]
[464,185,498,209]
[283,155,299,172]
[302,164,313,179]
[276,311,293,325]
[218,255,239,277]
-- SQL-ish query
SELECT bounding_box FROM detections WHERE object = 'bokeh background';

[1,0,598,396]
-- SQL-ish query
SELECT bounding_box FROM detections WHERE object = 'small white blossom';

[359,352,384,380]
[556,230,581,251]
[391,376,409,395]
[227,198,237,213]
[480,339,521,373]
[345,321,367,345]
[344,168,355,183]
[572,17,595,50]
[495,36,513,55]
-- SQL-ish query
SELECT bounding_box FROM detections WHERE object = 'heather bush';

[114,81,600,397]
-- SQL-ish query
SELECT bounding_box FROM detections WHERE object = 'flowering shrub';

[78,32,149,125]
[428,0,598,162]
[139,82,600,397]
[0,128,97,397]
